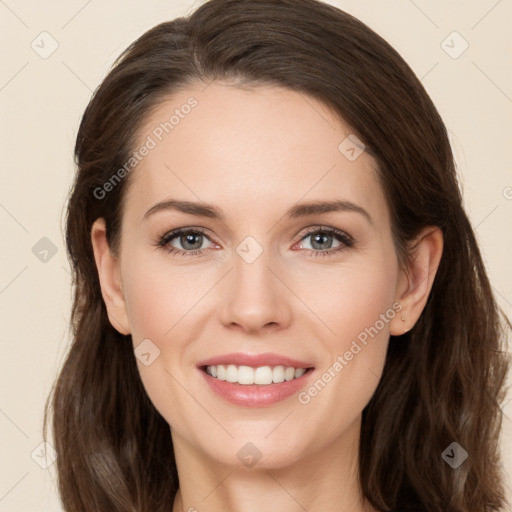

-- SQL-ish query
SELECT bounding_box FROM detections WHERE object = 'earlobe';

[90,218,131,335]
[390,226,444,336]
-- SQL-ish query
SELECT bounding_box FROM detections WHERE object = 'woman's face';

[100,81,410,468]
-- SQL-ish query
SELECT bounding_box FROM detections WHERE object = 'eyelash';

[155,226,354,259]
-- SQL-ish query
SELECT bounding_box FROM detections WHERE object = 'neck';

[171,415,376,512]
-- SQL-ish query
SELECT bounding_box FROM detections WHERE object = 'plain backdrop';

[0,1,511,510]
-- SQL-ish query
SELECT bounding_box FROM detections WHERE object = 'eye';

[155,225,354,258]
[156,227,216,256]
[294,226,354,258]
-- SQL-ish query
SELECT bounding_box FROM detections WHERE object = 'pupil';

[312,233,331,250]
[183,233,202,250]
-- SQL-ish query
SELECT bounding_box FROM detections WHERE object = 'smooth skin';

[91,81,443,512]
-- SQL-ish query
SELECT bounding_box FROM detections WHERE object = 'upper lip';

[196,352,314,369]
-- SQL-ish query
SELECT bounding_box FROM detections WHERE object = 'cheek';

[120,253,207,427]
[120,252,223,420]
[334,261,397,374]
[121,252,217,341]
[292,252,398,348]
[295,254,398,411]
[337,265,397,339]
[266,261,398,461]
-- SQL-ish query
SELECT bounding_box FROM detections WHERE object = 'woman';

[43,0,510,510]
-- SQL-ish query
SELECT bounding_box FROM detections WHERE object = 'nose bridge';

[219,232,292,331]
[234,237,272,291]
[233,233,278,303]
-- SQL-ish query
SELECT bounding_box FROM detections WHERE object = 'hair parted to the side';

[43,0,511,510]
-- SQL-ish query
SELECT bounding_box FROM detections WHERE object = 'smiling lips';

[197,352,315,407]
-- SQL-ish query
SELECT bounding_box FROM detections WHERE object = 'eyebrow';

[143,198,373,225]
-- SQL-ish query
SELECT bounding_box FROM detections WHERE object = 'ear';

[390,226,443,336]
[90,218,131,335]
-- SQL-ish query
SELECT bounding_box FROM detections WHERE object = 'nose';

[218,244,293,334]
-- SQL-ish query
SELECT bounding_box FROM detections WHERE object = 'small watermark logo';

[236,442,262,468]
[441,31,469,59]
[32,237,58,263]
[134,338,161,366]
[441,442,468,469]
[31,441,58,469]
[338,134,366,161]
[31,31,59,59]
[236,236,264,264]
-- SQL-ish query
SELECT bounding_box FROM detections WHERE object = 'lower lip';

[199,368,314,407]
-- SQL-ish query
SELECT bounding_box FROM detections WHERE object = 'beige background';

[0,0,511,510]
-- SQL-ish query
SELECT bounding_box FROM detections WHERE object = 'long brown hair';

[43,0,511,510]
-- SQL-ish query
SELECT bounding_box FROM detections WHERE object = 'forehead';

[123,81,388,227]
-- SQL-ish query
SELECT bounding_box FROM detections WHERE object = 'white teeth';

[205,364,309,385]
[225,364,238,383]
[284,367,295,381]
[272,365,285,383]
[216,364,226,380]
[254,366,273,385]
[238,365,255,385]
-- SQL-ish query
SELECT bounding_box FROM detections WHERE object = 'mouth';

[200,364,314,385]
[196,352,315,407]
